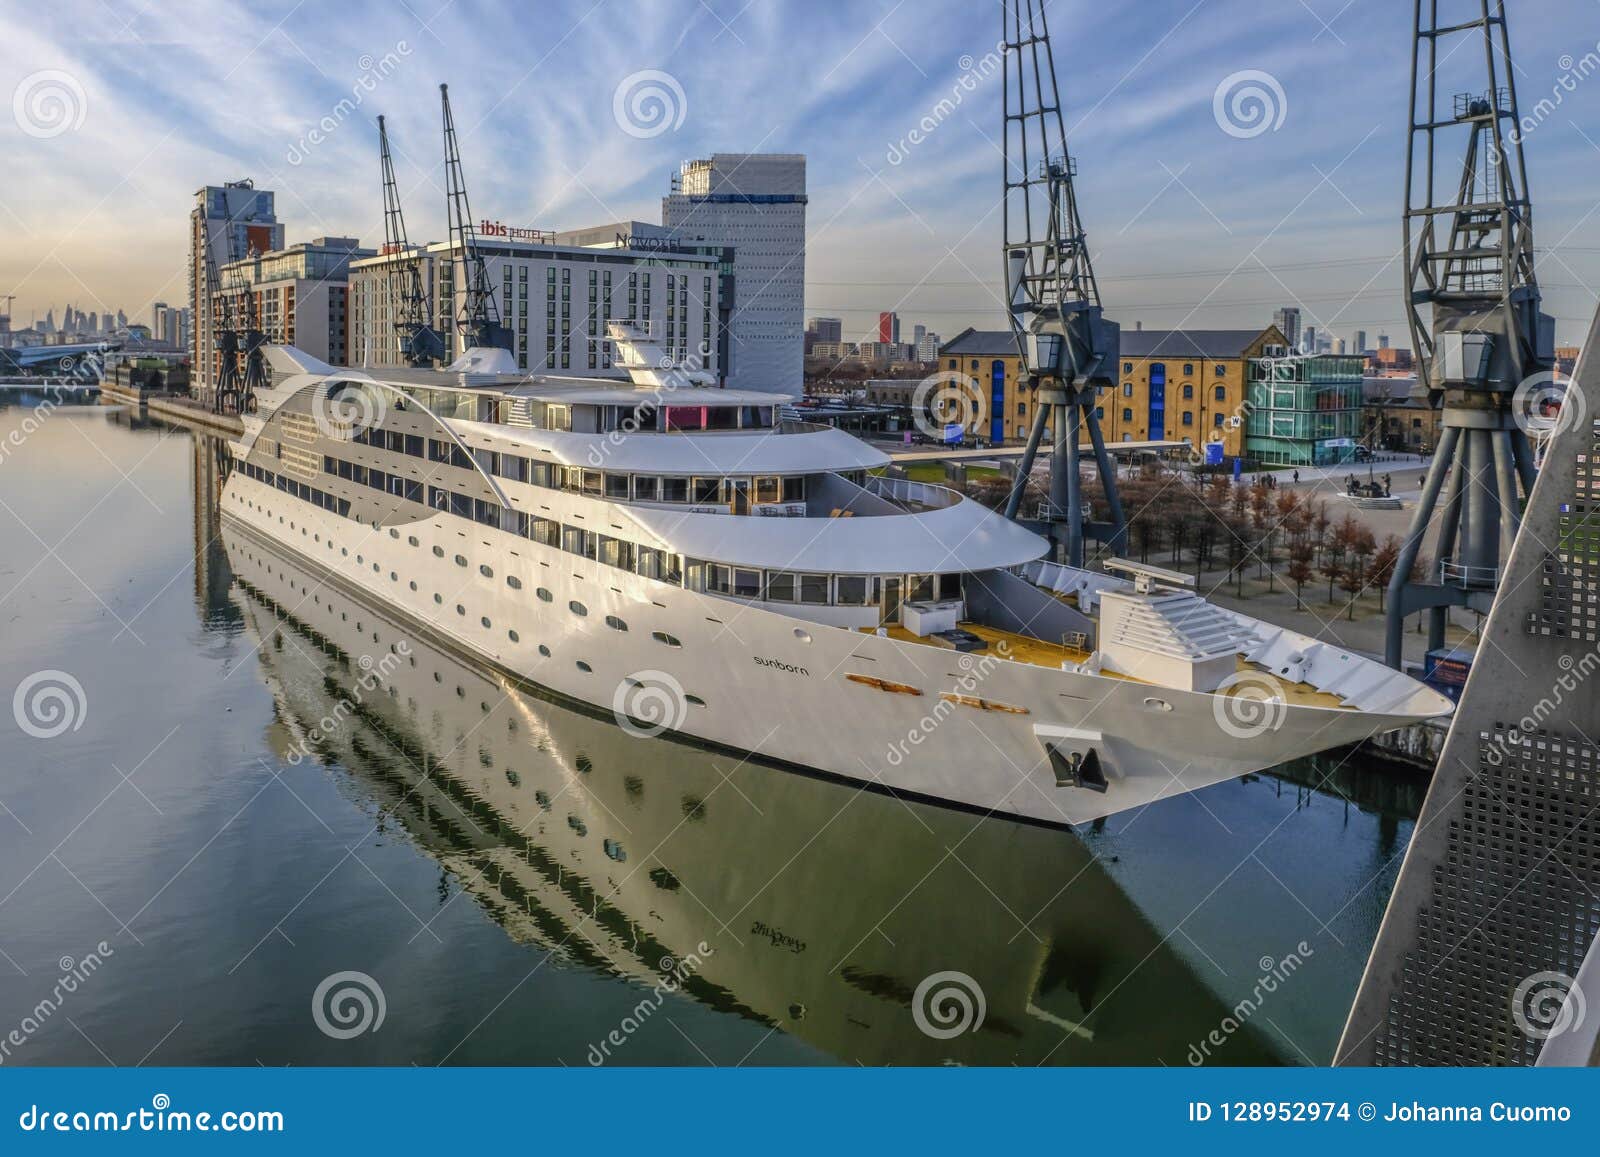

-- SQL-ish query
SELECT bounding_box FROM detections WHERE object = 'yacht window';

[633,476,659,502]
[432,546,445,558]
[506,575,522,590]
[605,473,630,500]
[661,477,689,503]
[529,462,553,488]
[909,575,936,603]
[605,615,628,632]
[546,404,571,431]
[662,554,683,585]
[664,406,705,432]
[479,564,494,578]
[755,476,780,504]
[705,407,738,431]
[652,631,682,648]
[799,574,830,605]
[764,572,796,602]
[938,573,962,600]
[782,476,805,502]
[500,455,528,483]
[636,547,662,580]
[581,470,603,496]
[692,477,723,505]
[536,588,553,603]
[704,563,729,594]
[732,568,762,599]
[569,600,588,616]
[529,518,559,546]
[836,575,871,605]
[474,449,498,475]
[454,554,469,567]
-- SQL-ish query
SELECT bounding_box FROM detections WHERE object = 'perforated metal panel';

[1339,315,1600,1066]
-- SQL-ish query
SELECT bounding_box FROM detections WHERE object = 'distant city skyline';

[4,0,1600,346]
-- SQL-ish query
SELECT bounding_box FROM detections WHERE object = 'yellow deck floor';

[862,621,1351,709]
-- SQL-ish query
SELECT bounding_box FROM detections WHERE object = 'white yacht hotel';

[219,327,1452,827]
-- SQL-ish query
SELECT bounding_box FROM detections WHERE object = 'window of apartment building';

[1182,384,1193,399]
[1183,363,1194,375]
[1122,408,1132,422]
[1214,385,1226,401]
[1214,364,1226,376]
[1122,383,1132,397]
[1182,411,1193,426]
[1213,414,1224,427]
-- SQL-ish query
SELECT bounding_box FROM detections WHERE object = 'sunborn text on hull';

[219,335,1451,826]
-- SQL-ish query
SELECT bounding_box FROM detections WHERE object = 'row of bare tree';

[966,466,1425,618]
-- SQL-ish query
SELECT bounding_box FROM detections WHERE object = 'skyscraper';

[1273,306,1301,352]
[878,311,899,344]
[1302,324,1317,355]
[661,154,807,395]
[1355,329,1368,354]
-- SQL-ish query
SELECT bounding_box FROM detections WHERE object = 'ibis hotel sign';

[478,220,554,245]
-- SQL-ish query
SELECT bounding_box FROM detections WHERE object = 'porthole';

[357,555,364,565]
[433,593,443,604]
[536,588,553,603]
[389,571,397,581]
[372,563,380,573]
[605,615,628,632]
[432,546,444,558]
[479,564,493,578]
[408,535,419,547]
[508,629,520,643]
[576,660,592,673]
[341,548,348,556]
[651,631,682,648]
[454,554,468,567]
[569,601,588,616]
[505,769,522,788]
[409,581,418,591]
[456,604,466,616]
[793,628,812,643]
[1143,697,1174,712]
[507,575,523,590]
[481,616,491,628]
[389,529,399,539]
[538,645,551,658]
[686,694,706,707]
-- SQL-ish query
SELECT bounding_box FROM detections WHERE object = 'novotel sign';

[478,220,555,245]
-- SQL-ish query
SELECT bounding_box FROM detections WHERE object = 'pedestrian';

[1293,469,1300,485]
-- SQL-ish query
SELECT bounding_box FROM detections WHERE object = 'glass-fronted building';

[1244,354,1365,466]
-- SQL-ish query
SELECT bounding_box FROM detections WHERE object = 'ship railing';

[865,473,962,512]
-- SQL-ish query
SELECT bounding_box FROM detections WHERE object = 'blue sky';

[4,0,1600,347]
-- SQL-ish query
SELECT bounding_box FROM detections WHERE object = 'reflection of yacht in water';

[218,341,1449,826]
[224,521,1283,1064]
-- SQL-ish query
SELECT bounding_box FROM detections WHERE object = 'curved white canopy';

[619,496,1048,574]
[454,418,890,475]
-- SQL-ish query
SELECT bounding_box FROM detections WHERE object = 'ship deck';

[863,622,1350,709]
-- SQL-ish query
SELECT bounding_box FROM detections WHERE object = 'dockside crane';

[201,207,245,415]
[378,115,445,366]
[1384,0,1554,667]
[998,0,1126,567]
[440,84,512,357]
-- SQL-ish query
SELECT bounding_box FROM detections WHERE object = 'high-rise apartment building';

[188,181,283,392]
[808,316,842,343]
[1273,306,1302,353]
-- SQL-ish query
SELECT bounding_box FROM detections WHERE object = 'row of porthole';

[244,488,695,687]
[245,489,689,650]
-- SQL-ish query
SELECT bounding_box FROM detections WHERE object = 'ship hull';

[221,472,1420,827]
